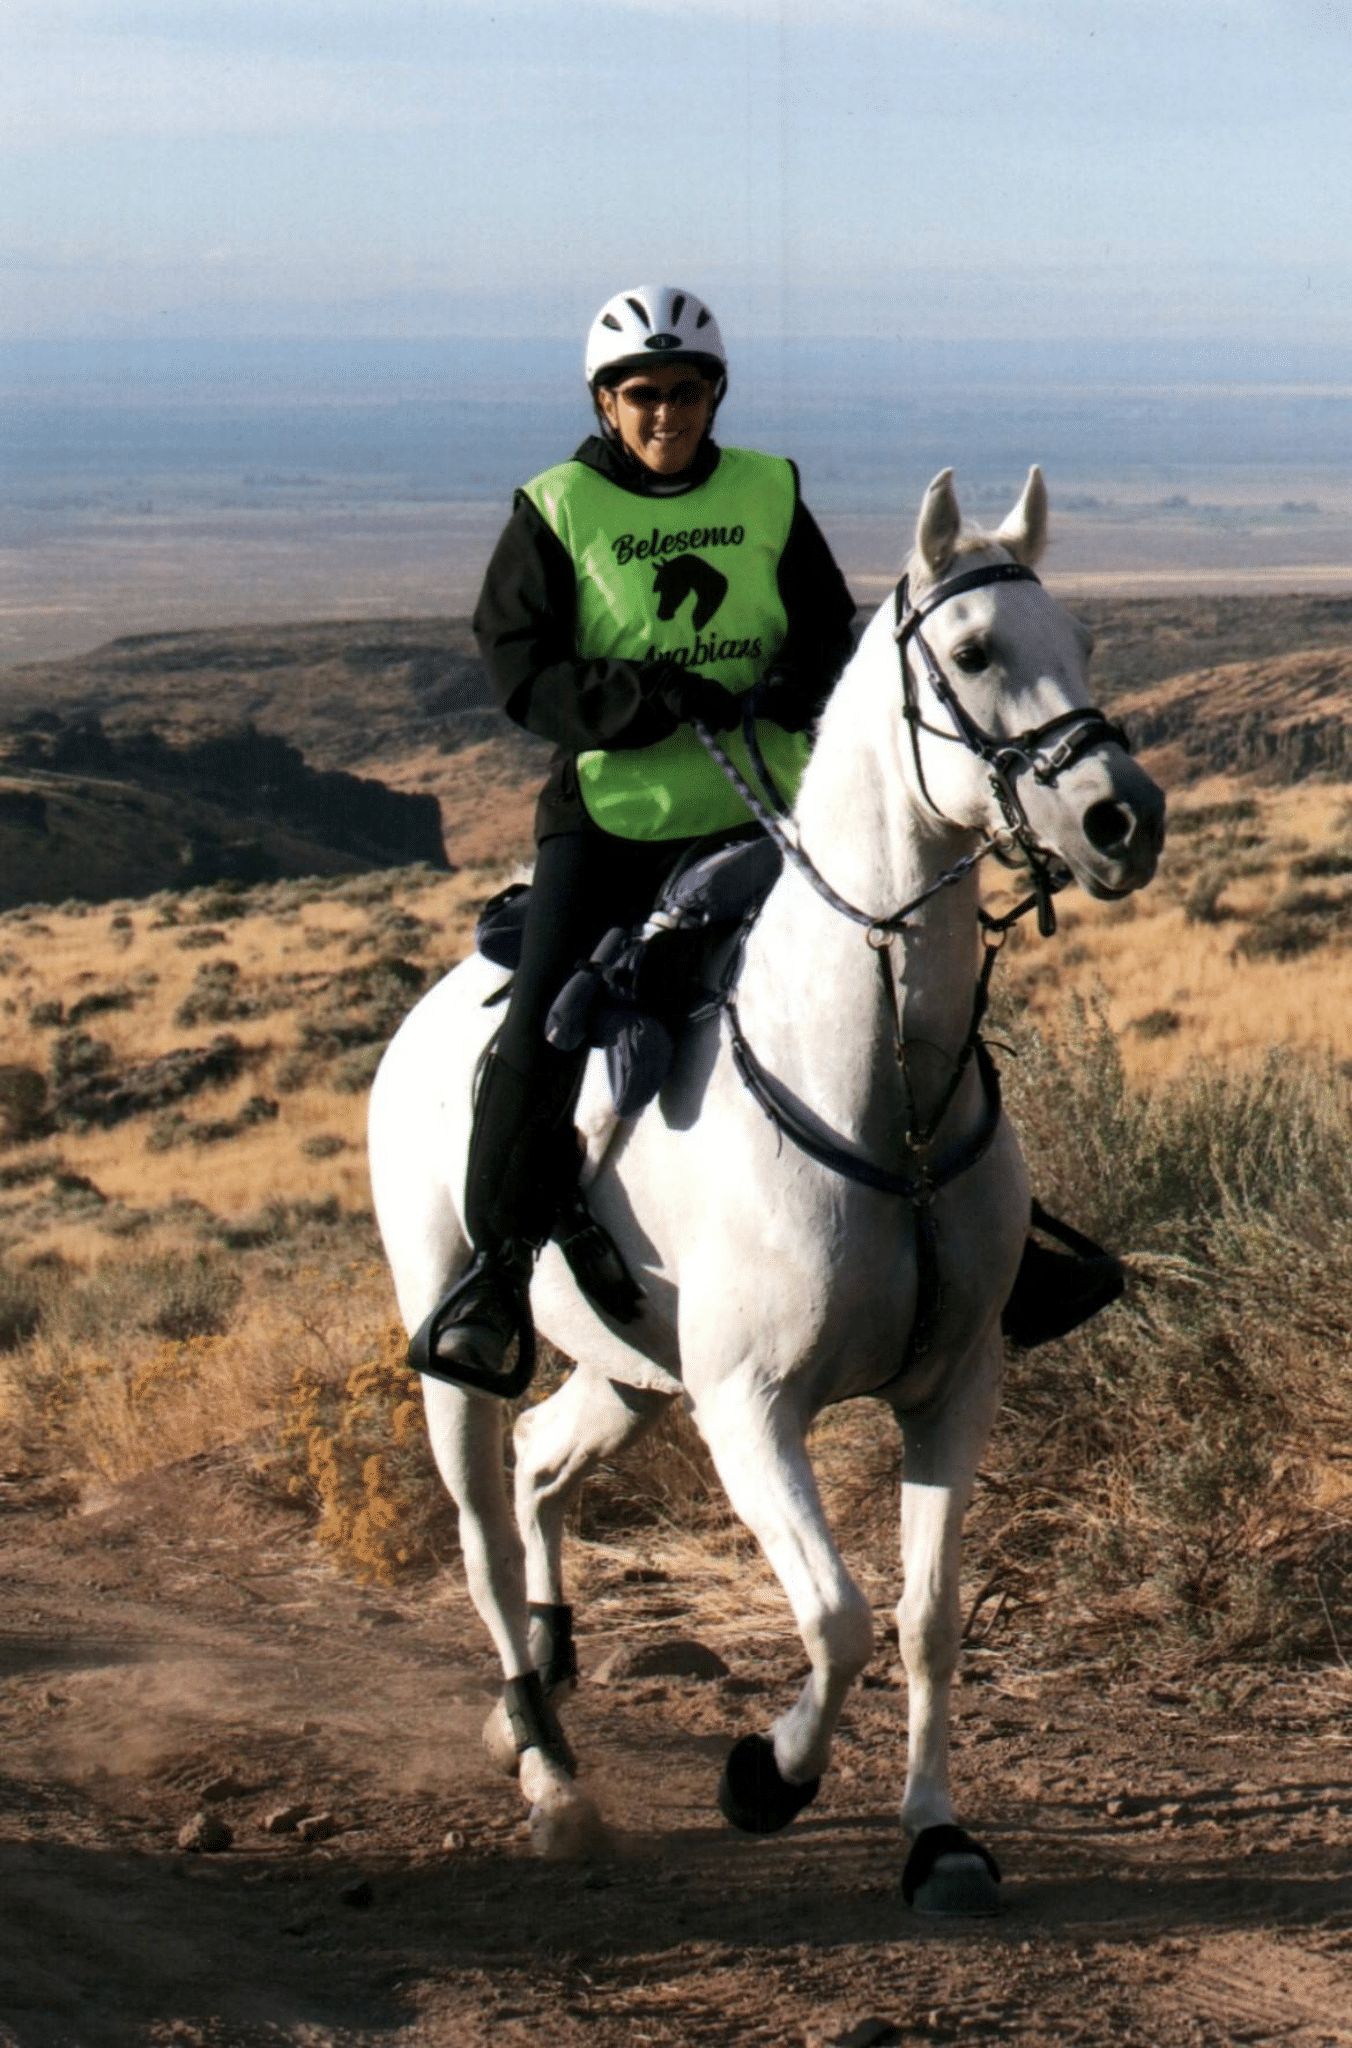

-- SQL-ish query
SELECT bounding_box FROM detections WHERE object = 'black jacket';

[473,434,857,840]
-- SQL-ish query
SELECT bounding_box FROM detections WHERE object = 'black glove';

[651,666,743,733]
[749,672,823,735]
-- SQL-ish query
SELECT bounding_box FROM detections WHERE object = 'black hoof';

[716,1734,819,1835]
[902,1823,1001,1916]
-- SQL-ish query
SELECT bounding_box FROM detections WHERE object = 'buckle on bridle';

[1034,732,1084,783]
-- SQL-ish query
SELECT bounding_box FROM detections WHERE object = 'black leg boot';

[407,1051,581,1396]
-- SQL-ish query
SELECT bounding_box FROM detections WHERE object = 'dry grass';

[0,864,491,1526]
[4,771,1352,1670]
[374,738,539,868]
[1001,778,1352,1081]
[0,864,510,1237]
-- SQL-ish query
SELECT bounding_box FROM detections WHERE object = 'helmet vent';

[601,313,622,331]
[624,295,653,329]
[696,307,711,328]
[671,292,686,323]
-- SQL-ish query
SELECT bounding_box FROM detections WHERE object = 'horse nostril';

[1084,799,1132,854]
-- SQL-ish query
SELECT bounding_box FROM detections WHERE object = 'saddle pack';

[475,832,783,1114]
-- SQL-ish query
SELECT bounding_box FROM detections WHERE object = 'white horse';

[368,468,1165,1911]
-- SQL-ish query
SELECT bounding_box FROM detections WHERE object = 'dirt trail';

[3,1458,1351,2048]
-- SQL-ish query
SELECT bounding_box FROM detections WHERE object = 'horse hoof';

[910,1854,1001,1916]
[902,1824,1001,1917]
[717,1734,820,1835]
[528,1787,610,1861]
[481,1699,519,1777]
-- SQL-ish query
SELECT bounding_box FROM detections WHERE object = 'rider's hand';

[653,669,743,733]
[750,671,822,734]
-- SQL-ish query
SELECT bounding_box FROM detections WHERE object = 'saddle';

[476,831,783,1115]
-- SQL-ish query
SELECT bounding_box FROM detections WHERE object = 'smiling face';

[595,363,716,476]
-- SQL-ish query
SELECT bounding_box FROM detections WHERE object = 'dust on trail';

[3,1457,1352,2048]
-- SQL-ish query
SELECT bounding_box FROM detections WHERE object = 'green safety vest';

[521,446,809,840]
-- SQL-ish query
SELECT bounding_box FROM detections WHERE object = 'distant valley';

[3,591,1352,909]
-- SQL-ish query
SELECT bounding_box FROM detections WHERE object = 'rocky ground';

[3,1454,1351,2048]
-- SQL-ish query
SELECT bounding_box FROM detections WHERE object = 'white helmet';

[585,285,728,397]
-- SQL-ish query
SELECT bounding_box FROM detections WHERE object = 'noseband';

[894,561,1130,930]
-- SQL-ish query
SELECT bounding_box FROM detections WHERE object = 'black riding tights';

[466,830,694,1248]
[493,828,698,1097]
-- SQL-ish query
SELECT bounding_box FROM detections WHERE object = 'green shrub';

[1130,1007,1181,1040]
[990,1003,1352,1664]
[46,1249,242,1348]
[1170,798,1258,835]
[333,1046,383,1093]
[1182,865,1231,924]
[67,985,136,1025]
[175,959,250,1026]
[301,1134,346,1160]
[0,1262,46,1349]
[1232,908,1336,961]
[1292,847,1352,879]
[0,1065,49,1143]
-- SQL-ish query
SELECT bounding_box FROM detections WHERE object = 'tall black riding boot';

[1000,1204,1125,1349]
[422,1050,581,1393]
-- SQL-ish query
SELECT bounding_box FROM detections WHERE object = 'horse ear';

[916,469,961,579]
[994,465,1048,567]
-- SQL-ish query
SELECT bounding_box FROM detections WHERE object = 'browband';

[894,562,1040,647]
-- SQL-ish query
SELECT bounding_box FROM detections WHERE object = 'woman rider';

[432,284,857,1383]
[431,284,1121,1382]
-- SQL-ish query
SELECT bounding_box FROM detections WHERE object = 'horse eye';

[951,643,990,674]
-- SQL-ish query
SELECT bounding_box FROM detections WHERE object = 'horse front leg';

[894,1331,1003,1914]
[421,1380,591,1854]
[690,1371,874,1834]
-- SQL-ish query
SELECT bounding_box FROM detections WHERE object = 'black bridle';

[894,560,1130,937]
[696,548,1130,1171]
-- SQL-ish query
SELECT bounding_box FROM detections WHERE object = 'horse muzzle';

[1018,746,1166,899]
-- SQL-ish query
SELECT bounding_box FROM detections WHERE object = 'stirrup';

[407,1249,537,1399]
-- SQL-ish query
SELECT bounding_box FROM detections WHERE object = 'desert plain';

[1,571,1351,2046]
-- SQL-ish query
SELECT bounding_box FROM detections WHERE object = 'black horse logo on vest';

[652,552,729,633]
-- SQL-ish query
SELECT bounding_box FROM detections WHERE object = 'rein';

[694,710,1003,944]
[693,555,1128,1378]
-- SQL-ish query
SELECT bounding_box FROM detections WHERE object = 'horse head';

[895,468,1164,901]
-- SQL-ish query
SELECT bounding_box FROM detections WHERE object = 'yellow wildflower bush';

[278,1319,455,1584]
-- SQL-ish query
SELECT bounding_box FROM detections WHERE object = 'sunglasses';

[614,378,710,410]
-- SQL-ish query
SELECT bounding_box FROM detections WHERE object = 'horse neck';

[738,615,985,1147]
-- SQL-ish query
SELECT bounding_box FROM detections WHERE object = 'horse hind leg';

[690,1375,874,1834]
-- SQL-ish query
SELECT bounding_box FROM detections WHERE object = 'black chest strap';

[724,1004,1003,1205]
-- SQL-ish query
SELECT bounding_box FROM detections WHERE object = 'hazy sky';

[5,0,1351,346]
